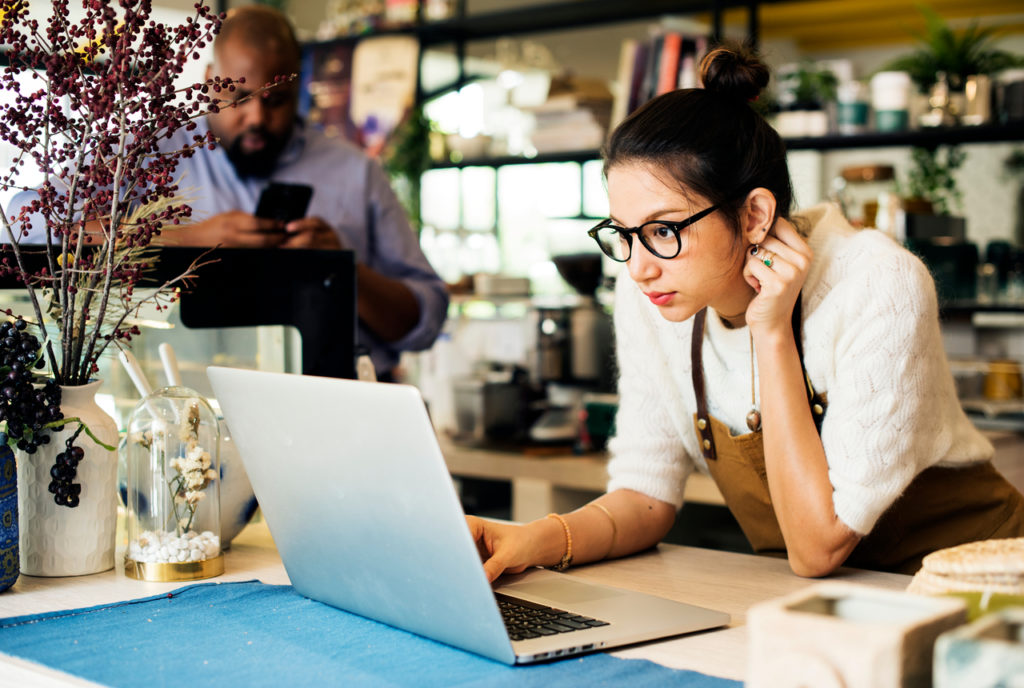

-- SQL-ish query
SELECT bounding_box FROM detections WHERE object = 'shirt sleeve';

[362,159,449,355]
[820,238,993,535]
[4,189,50,244]
[605,278,694,509]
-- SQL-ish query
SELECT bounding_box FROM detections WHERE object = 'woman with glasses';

[467,44,1023,580]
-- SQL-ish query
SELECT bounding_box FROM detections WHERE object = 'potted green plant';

[899,145,974,303]
[899,145,967,217]
[774,62,838,137]
[383,105,432,233]
[883,5,1022,94]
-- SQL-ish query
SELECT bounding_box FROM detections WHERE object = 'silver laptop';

[207,366,729,664]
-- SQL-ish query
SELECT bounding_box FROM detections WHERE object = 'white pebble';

[127,530,221,564]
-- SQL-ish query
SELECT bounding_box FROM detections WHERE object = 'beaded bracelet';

[546,513,573,571]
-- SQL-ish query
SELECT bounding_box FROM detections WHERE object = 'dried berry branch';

[0,0,229,385]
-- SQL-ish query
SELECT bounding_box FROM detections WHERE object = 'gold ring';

[762,250,774,268]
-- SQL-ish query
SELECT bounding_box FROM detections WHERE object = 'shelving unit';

[307,0,777,48]
[415,0,768,44]
[304,2,1024,172]
[305,0,780,111]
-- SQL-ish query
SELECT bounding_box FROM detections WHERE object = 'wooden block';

[747,581,966,688]
[934,607,1024,687]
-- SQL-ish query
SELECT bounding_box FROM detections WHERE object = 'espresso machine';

[530,253,614,443]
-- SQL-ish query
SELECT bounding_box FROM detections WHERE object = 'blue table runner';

[0,580,739,687]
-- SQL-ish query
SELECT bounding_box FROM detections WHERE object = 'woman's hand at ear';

[743,217,813,337]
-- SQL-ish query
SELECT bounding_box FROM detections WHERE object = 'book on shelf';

[626,40,649,116]
[656,32,682,96]
[610,38,638,129]
[611,29,708,126]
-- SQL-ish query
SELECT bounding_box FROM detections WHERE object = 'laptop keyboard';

[496,593,610,642]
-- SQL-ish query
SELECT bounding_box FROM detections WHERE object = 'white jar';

[870,71,912,132]
[837,81,870,135]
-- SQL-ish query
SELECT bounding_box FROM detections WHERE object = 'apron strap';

[691,307,716,461]
[692,293,825,461]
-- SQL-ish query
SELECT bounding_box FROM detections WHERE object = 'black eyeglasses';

[587,202,724,263]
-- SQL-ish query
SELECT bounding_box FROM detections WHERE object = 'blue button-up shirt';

[7,118,449,377]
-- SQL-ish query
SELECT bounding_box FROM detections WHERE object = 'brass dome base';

[124,554,224,582]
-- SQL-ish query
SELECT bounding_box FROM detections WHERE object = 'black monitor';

[0,246,358,379]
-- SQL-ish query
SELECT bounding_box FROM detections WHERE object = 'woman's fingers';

[465,515,524,582]
[748,244,795,282]
[760,218,813,269]
[466,515,492,563]
[483,555,510,583]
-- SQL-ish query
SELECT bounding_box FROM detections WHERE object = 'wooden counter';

[441,429,1024,523]
[439,436,724,522]
[0,519,910,686]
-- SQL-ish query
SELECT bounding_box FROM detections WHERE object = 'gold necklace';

[746,329,762,432]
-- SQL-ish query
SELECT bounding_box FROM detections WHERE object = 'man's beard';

[224,127,289,179]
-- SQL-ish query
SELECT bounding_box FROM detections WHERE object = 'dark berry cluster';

[49,437,85,508]
[0,318,63,455]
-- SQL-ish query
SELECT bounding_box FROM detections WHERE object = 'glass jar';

[123,386,223,581]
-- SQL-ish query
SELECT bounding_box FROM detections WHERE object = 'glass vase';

[17,380,119,576]
[123,386,223,581]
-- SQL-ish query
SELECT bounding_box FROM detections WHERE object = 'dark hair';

[602,43,792,236]
[215,5,302,71]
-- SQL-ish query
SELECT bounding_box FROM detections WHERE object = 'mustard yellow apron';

[689,304,1024,574]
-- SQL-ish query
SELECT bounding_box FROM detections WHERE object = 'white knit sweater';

[606,202,994,536]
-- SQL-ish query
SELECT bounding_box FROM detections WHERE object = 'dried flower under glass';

[124,387,222,581]
[169,402,218,533]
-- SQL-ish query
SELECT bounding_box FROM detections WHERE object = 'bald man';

[161,7,448,376]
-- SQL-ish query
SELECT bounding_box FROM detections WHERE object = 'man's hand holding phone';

[254,182,313,225]
[157,210,290,248]
[156,182,341,249]
[253,181,340,248]
[280,217,343,249]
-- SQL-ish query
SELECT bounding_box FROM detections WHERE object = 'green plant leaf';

[881,3,1023,92]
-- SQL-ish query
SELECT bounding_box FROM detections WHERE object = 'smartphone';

[254,182,313,224]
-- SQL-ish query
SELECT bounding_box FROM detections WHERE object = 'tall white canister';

[870,71,912,132]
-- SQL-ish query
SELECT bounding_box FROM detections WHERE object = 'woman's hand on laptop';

[467,515,579,583]
[466,516,536,582]
[467,492,678,582]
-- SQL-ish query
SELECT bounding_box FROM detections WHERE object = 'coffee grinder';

[530,252,614,443]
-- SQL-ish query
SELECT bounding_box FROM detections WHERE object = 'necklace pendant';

[746,409,762,432]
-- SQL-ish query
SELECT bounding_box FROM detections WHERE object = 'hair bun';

[699,43,770,103]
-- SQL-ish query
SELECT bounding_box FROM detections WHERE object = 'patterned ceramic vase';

[0,446,17,591]
[17,380,119,577]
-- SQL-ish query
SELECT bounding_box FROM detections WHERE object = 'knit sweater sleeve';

[818,233,993,535]
[605,278,695,508]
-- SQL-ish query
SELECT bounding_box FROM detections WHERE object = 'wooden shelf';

[305,0,787,50]
[431,150,602,169]
[429,122,1024,169]
[783,122,1024,151]
[941,302,1024,320]
[417,0,761,44]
